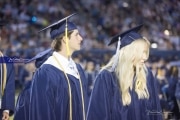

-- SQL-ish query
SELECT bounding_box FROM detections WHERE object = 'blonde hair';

[102,37,150,106]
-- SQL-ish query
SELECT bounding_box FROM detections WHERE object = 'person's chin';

[75,47,81,51]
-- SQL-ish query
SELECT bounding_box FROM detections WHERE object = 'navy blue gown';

[0,63,15,117]
[14,81,31,120]
[87,68,163,120]
[29,64,89,120]
[14,49,53,120]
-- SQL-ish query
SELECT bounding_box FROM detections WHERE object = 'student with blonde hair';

[87,25,163,120]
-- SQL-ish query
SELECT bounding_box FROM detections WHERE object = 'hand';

[2,111,9,120]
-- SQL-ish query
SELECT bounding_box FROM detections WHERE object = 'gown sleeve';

[29,66,58,120]
[1,63,15,116]
[14,81,31,120]
[87,70,114,120]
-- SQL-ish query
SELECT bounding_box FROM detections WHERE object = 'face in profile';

[69,29,83,52]
[139,50,148,65]
[132,39,149,66]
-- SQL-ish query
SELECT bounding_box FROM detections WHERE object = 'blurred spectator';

[166,66,180,119]
[84,59,98,96]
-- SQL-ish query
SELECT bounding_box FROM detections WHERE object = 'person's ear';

[62,36,69,44]
[62,36,66,43]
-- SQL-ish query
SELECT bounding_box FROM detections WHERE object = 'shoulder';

[98,69,113,78]
[93,69,117,93]
[33,64,65,86]
[38,64,61,74]
[34,64,63,79]
[95,69,115,84]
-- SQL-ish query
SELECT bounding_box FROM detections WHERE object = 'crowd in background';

[0,0,180,119]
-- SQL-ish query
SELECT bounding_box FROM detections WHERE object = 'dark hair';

[52,31,73,51]
[170,66,179,77]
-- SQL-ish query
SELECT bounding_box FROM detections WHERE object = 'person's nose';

[79,35,83,42]
[142,54,148,62]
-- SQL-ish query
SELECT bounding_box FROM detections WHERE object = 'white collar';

[43,51,79,79]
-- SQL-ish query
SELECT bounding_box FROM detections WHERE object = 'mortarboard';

[108,24,143,72]
[38,13,77,39]
[108,24,143,49]
[25,48,53,68]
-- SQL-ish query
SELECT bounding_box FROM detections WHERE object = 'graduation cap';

[108,24,143,49]
[38,13,77,39]
[25,48,53,68]
[108,24,143,72]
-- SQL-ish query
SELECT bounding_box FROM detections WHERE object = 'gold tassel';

[65,19,70,59]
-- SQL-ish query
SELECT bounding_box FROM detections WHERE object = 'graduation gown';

[14,81,31,120]
[29,62,89,120]
[87,68,163,120]
[0,63,15,117]
[14,48,52,120]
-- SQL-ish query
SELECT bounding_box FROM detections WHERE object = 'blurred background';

[0,0,180,119]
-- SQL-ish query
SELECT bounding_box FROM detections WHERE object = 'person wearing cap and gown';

[28,14,88,120]
[14,48,53,120]
[87,25,163,120]
[0,19,15,120]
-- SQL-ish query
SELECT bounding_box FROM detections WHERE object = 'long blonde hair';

[102,37,150,106]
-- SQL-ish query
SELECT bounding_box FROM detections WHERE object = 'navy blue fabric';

[50,21,77,39]
[0,63,15,117]
[25,48,53,66]
[119,31,143,48]
[108,24,143,49]
[29,64,89,120]
[14,81,31,120]
[87,68,163,120]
